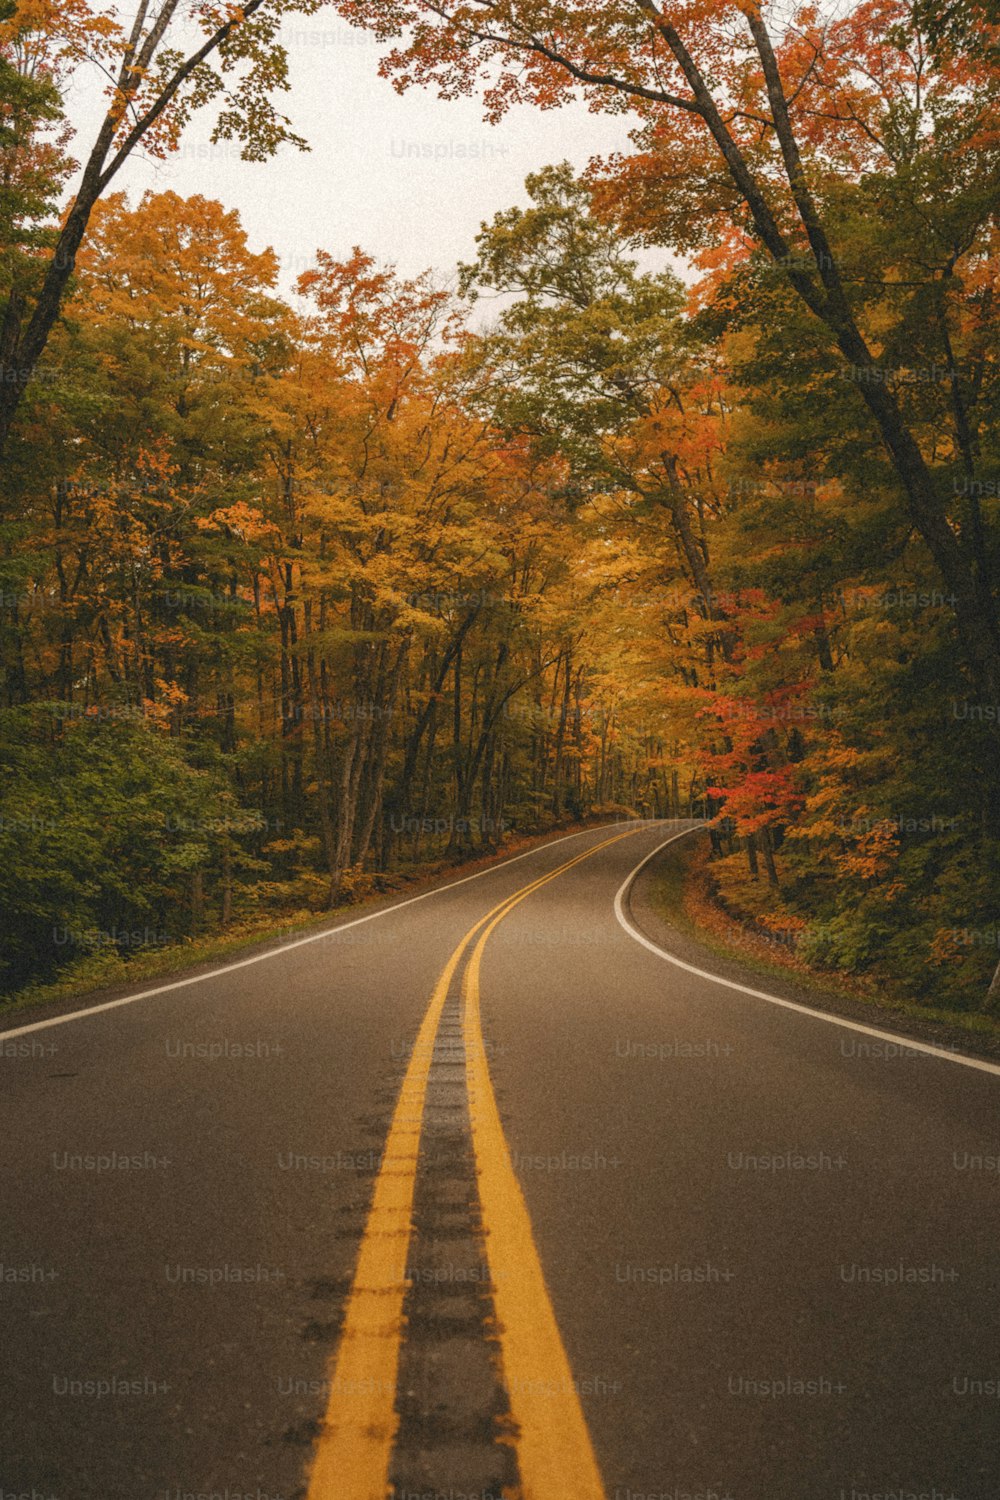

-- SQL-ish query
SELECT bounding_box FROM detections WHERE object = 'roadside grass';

[648,834,1000,1048]
[0,907,346,1022]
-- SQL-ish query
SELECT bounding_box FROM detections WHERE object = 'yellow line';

[463,875,618,1500]
[305,827,641,1500]
[303,931,462,1500]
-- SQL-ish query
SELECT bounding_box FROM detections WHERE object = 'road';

[1,819,998,1500]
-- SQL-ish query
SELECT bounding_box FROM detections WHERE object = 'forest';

[1,0,999,1017]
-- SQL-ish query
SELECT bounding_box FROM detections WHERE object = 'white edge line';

[614,828,1000,1081]
[1,820,646,1041]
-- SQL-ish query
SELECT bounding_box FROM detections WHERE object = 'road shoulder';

[629,831,1000,1066]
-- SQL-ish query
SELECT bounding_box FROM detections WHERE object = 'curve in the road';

[615,827,1000,1079]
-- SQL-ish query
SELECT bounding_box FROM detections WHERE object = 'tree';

[0,0,325,453]
[0,0,73,381]
[460,163,738,673]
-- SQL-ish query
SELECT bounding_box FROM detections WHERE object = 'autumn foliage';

[2,0,999,1010]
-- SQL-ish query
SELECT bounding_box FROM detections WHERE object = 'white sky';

[62,12,679,302]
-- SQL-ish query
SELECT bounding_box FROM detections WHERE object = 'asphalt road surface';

[2,819,998,1500]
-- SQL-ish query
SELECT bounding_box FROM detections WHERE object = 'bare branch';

[99,0,270,191]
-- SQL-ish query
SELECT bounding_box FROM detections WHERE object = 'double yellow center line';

[305,827,640,1500]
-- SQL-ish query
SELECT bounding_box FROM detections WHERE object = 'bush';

[0,706,231,993]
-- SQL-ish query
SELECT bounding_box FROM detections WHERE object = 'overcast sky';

[63,12,677,301]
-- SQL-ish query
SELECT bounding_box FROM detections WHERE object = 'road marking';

[303,933,462,1500]
[305,827,641,1500]
[0,821,651,1041]
[463,893,612,1500]
[615,829,1000,1080]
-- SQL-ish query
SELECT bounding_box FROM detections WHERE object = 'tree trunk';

[221,845,232,928]
[190,868,204,935]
